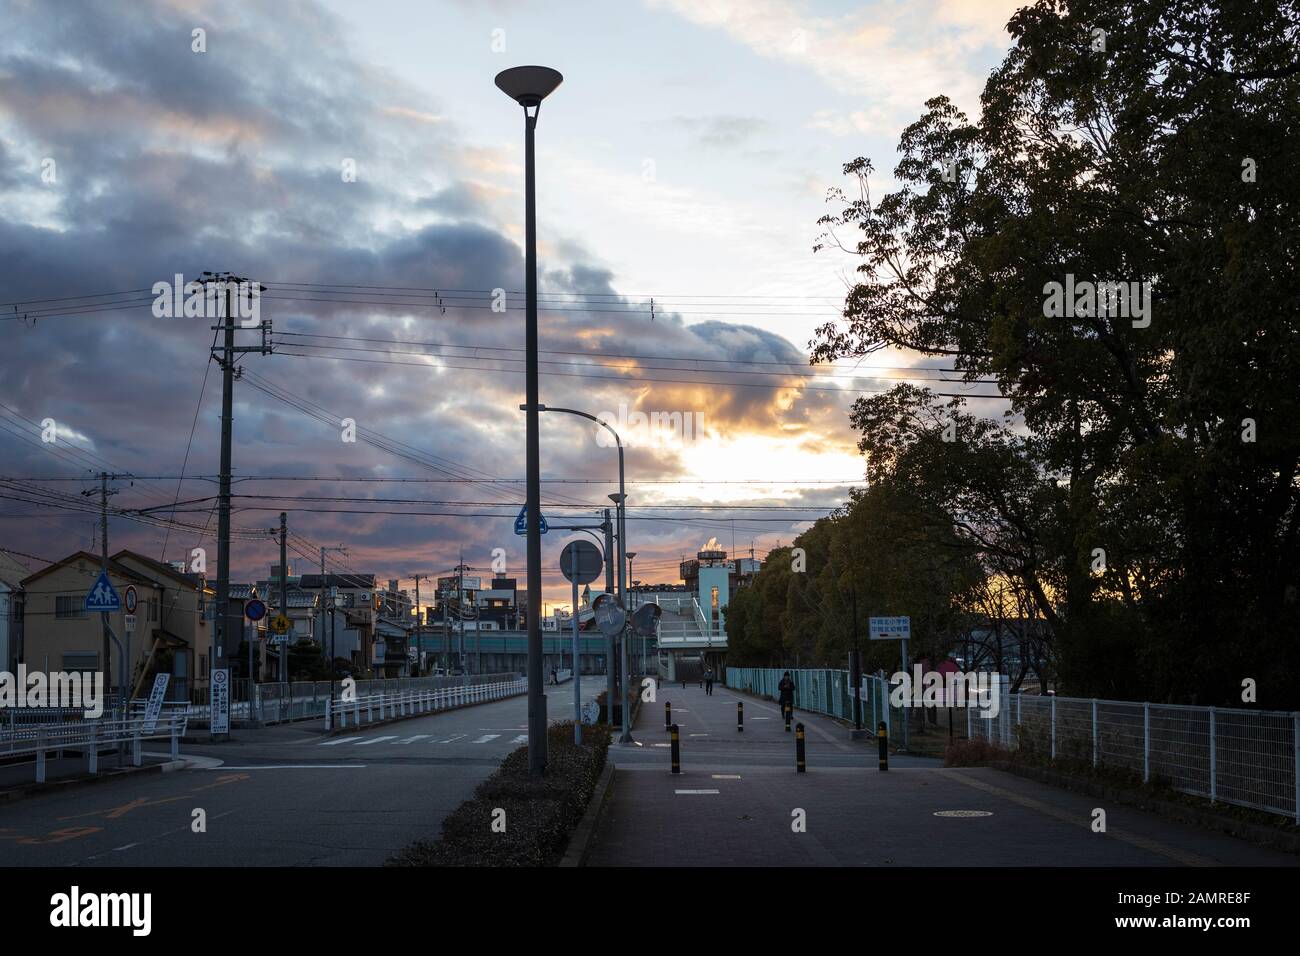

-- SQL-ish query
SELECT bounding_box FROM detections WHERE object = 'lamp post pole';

[530,404,631,741]
[498,65,564,778]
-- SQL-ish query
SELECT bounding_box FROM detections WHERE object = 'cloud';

[647,0,1024,121]
[0,0,851,591]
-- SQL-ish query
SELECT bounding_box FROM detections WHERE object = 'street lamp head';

[608,492,626,504]
[494,65,563,107]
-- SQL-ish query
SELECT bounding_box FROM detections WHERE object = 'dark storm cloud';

[0,0,842,587]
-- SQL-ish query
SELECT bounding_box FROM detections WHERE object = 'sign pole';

[571,562,581,744]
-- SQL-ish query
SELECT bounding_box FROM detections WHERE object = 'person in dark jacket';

[703,667,715,695]
[778,671,795,719]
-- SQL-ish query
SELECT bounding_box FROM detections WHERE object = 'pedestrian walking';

[778,670,795,719]
[704,666,715,696]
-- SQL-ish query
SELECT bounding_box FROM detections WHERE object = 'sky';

[0,0,1022,613]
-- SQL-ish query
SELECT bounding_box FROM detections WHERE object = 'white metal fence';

[187,673,521,725]
[966,690,1300,822]
[1,712,189,782]
[324,678,526,731]
[726,665,1300,823]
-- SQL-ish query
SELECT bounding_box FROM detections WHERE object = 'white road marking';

[511,734,528,743]
[319,736,364,746]
[435,734,468,743]
[472,734,500,744]
[355,735,399,746]
[712,774,741,779]
[203,765,368,770]
[675,789,719,795]
[398,734,430,744]
[689,733,709,737]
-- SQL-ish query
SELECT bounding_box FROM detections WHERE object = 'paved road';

[589,682,1300,867]
[0,681,599,867]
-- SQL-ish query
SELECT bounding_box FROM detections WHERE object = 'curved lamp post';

[534,404,633,743]
[496,64,563,778]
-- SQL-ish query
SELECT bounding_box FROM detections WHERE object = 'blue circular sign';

[244,598,268,622]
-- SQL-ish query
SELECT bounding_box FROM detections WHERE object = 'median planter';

[387,721,612,867]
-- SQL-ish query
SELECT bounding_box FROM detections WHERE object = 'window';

[148,597,159,622]
[199,654,207,675]
[55,595,85,619]
[62,652,99,673]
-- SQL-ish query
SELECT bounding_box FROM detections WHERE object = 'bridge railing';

[324,678,527,731]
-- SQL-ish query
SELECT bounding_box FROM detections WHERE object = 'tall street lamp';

[496,64,563,778]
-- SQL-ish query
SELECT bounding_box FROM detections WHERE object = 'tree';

[811,0,1300,705]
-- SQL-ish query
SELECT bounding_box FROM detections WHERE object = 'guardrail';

[0,712,189,783]
[186,673,522,726]
[325,678,527,731]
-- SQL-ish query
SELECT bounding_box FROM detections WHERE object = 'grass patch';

[387,720,613,867]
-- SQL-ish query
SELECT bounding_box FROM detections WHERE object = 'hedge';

[387,720,612,867]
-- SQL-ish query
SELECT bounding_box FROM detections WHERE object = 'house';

[299,573,376,674]
[19,550,211,702]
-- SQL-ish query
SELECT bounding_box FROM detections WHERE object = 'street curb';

[322,690,527,737]
[559,761,616,867]
[0,757,187,804]
[989,760,1300,854]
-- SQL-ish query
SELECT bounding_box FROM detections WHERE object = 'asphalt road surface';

[0,682,599,867]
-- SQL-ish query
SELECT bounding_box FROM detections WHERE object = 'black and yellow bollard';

[665,700,672,730]
[784,703,792,732]
[877,721,888,771]
[795,722,806,772]
[737,701,744,732]
[670,723,681,774]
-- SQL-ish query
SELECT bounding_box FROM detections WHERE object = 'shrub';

[387,721,612,867]
[944,737,1012,767]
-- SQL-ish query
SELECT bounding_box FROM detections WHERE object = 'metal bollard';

[665,701,672,729]
[795,722,806,772]
[132,728,142,767]
[878,721,888,771]
[670,723,681,774]
[89,723,99,774]
[170,721,179,760]
[737,701,744,732]
[325,698,333,732]
[784,703,792,732]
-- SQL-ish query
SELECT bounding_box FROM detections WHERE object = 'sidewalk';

[587,683,1297,867]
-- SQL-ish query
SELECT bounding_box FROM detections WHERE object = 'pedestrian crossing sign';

[84,569,121,612]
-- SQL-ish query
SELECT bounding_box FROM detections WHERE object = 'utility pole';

[318,544,346,663]
[201,271,269,741]
[278,512,288,681]
[411,573,429,673]
[83,473,127,711]
[462,548,473,676]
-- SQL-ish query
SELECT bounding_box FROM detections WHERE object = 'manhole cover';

[933,810,994,817]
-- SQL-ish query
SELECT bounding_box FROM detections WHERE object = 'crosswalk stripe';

[472,734,500,744]
[511,734,528,743]
[355,735,398,746]
[434,734,467,743]
[398,734,430,744]
[319,736,363,746]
